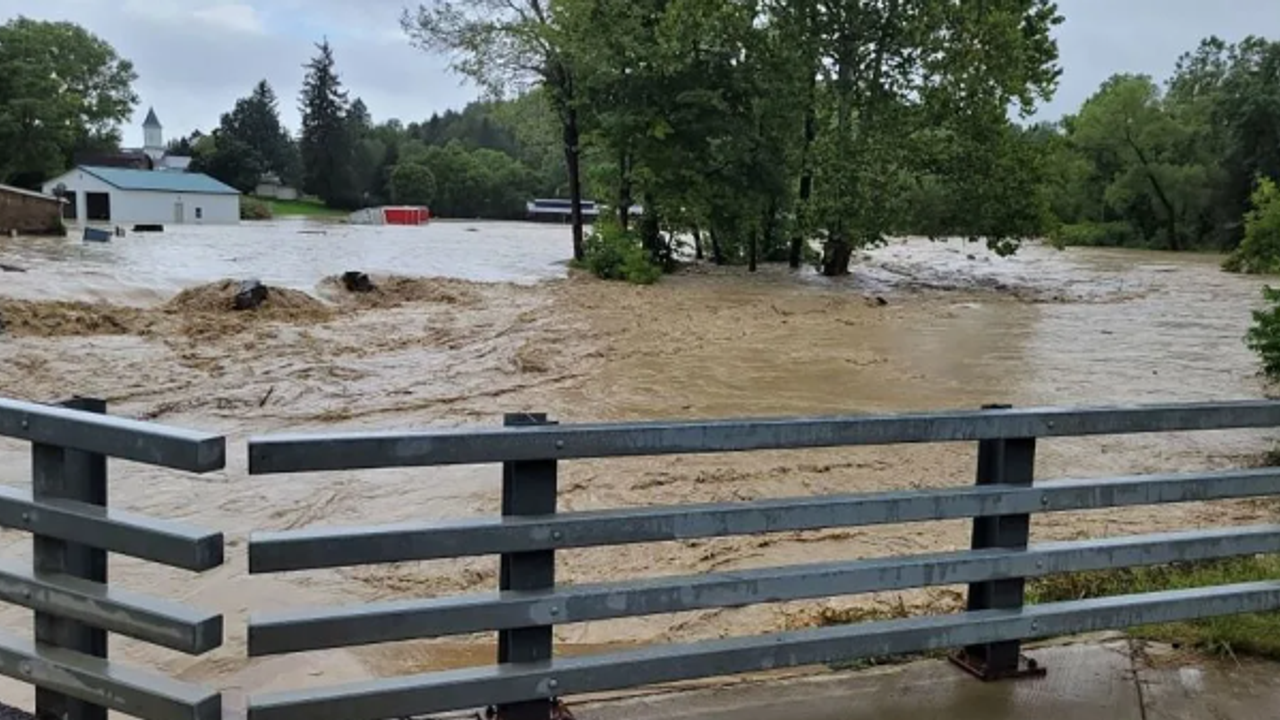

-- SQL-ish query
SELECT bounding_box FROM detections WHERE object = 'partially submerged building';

[0,184,64,235]
[41,166,240,226]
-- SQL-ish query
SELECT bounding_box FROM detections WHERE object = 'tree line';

[5,10,1278,277]
[178,42,569,217]
[405,1,1280,277]
[1037,36,1280,253]
[0,15,564,219]
[407,0,1064,275]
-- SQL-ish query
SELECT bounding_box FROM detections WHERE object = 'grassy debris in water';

[321,274,482,308]
[163,280,332,319]
[0,299,148,337]
[1029,556,1280,660]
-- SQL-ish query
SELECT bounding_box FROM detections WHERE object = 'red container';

[381,206,430,225]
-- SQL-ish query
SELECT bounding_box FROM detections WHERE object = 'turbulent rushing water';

[0,222,1275,706]
[0,218,571,304]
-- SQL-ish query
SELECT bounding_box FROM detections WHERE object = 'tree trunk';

[1125,131,1180,251]
[821,239,853,276]
[640,196,662,264]
[710,227,725,265]
[822,50,856,277]
[563,107,585,261]
[617,149,632,230]
[789,69,818,269]
[749,227,759,272]
[693,226,704,260]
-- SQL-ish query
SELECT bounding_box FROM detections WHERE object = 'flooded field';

[0,221,1275,704]
[0,218,570,304]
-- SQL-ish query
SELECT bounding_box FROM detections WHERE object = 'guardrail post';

[495,413,557,720]
[950,404,1045,682]
[33,397,109,720]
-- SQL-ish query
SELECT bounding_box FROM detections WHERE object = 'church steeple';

[143,107,163,156]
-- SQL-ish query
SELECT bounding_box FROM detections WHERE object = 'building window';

[195,207,203,220]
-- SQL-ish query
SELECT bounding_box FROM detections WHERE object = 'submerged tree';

[808,0,1063,275]
[403,0,588,260]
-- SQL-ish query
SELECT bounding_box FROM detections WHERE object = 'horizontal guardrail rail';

[248,399,1280,472]
[0,397,227,720]
[249,581,1280,720]
[245,402,1280,720]
[248,524,1280,655]
[0,397,224,472]
[249,467,1280,571]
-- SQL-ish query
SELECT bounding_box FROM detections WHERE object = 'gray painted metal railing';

[244,400,1280,720]
[0,397,226,720]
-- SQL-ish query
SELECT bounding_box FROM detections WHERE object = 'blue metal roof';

[79,166,240,195]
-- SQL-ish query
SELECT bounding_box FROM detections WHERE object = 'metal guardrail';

[244,401,1280,720]
[0,397,226,720]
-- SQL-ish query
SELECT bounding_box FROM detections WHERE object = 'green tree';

[299,40,358,208]
[221,80,294,179]
[403,0,588,259]
[1171,36,1280,248]
[389,162,438,206]
[193,80,296,193]
[189,133,264,193]
[348,98,386,204]
[1226,176,1280,274]
[1070,75,1214,251]
[0,17,138,187]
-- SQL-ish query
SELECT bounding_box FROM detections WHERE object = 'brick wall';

[0,189,64,235]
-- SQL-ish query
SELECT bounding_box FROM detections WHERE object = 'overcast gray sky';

[2,0,1277,147]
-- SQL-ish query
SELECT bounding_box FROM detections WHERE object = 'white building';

[41,166,240,226]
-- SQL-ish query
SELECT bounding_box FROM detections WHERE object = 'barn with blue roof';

[40,165,241,227]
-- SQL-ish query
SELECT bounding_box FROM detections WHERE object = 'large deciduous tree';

[810,0,1062,275]
[0,17,138,187]
[1070,74,1223,251]
[402,0,588,260]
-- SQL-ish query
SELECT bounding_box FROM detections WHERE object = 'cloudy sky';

[2,0,1276,147]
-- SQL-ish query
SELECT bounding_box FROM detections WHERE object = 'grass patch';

[256,196,349,218]
[1029,555,1280,660]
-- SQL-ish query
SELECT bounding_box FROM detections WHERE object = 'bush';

[1247,286,1280,382]
[240,196,273,221]
[1224,176,1280,274]
[1049,221,1137,248]
[389,163,437,206]
[581,220,662,285]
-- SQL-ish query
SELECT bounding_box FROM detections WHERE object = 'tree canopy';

[1044,35,1280,253]
[190,80,301,194]
[300,40,359,208]
[0,17,138,187]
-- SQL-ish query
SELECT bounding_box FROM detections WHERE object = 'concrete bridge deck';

[0,636,1274,719]
[576,637,1280,720]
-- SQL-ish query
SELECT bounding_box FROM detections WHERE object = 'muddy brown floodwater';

[0,222,1276,710]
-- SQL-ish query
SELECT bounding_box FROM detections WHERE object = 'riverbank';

[0,229,1274,695]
